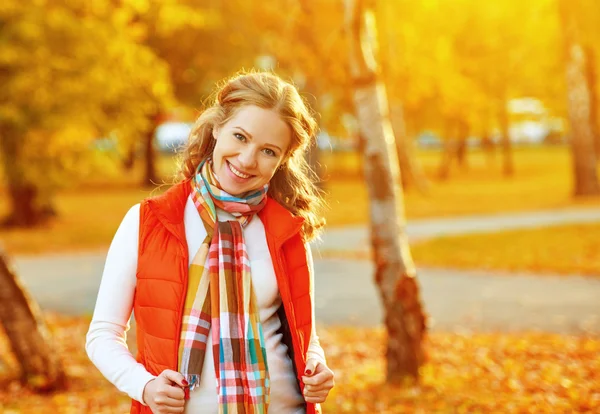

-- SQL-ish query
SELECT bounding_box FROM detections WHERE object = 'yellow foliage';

[323,146,600,226]
[2,147,600,254]
[377,0,571,136]
[0,0,174,199]
[2,316,598,413]
[411,222,600,277]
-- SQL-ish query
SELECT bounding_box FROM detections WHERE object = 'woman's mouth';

[227,161,253,180]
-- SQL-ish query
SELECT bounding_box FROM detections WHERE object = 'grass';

[0,187,162,255]
[1,145,600,255]
[0,156,177,255]
[322,145,600,226]
[410,222,600,277]
[1,315,598,413]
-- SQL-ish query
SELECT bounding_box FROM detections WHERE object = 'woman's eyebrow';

[234,126,253,138]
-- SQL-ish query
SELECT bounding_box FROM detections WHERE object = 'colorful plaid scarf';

[178,158,270,413]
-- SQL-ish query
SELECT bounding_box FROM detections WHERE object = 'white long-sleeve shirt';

[86,196,326,413]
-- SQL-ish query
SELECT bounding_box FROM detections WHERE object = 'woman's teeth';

[229,162,251,179]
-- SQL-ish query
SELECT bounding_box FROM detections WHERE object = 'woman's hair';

[176,71,326,241]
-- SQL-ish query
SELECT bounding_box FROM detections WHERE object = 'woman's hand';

[142,369,187,414]
[301,359,335,404]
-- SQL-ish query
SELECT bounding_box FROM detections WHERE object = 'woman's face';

[211,105,292,196]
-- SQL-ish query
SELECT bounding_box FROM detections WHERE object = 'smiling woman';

[211,105,292,196]
[177,72,326,241]
[86,71,334,414]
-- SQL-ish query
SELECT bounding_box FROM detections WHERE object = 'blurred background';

[1,0,599,412]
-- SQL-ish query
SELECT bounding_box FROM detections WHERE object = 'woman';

[86,71,335,414]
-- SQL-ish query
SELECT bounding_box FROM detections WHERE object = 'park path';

[11,206,600,334]
[318,206,600,251]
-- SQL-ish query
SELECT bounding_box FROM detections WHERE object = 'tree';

[0,248,65,390]
[586,47,600,157]
[120,0,212,185]
[389,103,430,192]
[559,0,600,196]
[377,0,488,179]
[375,1,430,194]
[376,1,430,192]
[0,0,172,226]
[256,0,353,182]
[344,0,426,381]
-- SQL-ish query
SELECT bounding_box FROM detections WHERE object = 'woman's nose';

[237,147,258,169]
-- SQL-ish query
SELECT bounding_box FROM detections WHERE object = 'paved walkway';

[318,206,600,250]
[10,206,600,334]
[313,259,599,334]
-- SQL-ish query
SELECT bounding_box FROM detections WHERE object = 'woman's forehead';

[226,105,292,144]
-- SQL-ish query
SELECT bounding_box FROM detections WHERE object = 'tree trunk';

[0,248,66,391]
[345,0,426,382]
[455,138,467,168]
[437,118,457,180]
[455,120,469,169]
[437,138,456,180]
[389,103,430,193]
[560,0,600,196]
[0,129,56,227]
[4,185,44,227]
[143,113,161,187]
[377,7,428,194]
[481,133,496,165]
[584,46,600,158]
[123,143,136,171]
[499,99,514,177]
[481,112,496,168]
[564,44,600,195]
[480,107,496,164]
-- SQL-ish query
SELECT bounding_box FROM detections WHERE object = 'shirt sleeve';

[305,242,327,365]
[85,204,156,404]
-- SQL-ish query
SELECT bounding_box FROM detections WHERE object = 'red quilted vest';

[130,181,320,414]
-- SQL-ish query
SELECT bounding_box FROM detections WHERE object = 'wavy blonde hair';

[176,71,326,241]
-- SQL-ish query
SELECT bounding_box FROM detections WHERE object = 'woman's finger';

[164,385,185,400]
[301,361,334,404]
[153,395,185,408]
[304,383,333,393]
[302,371,333,386]
[304,388,328,397]
[160,369,187,387]
[304,394,327,404]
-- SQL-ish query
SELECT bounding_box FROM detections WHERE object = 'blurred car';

[415,132,442,149]
[316,131,356,152]
[155,121,193,153]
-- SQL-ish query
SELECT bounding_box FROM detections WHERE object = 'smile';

[227,161,252,179]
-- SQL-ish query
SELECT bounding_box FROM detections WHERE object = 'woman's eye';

[263,148,276,157]
[234,133,246,141]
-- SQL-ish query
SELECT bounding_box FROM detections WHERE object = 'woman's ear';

[212,125,219,140]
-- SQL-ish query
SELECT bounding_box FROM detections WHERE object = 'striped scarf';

[178,158,270,413]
